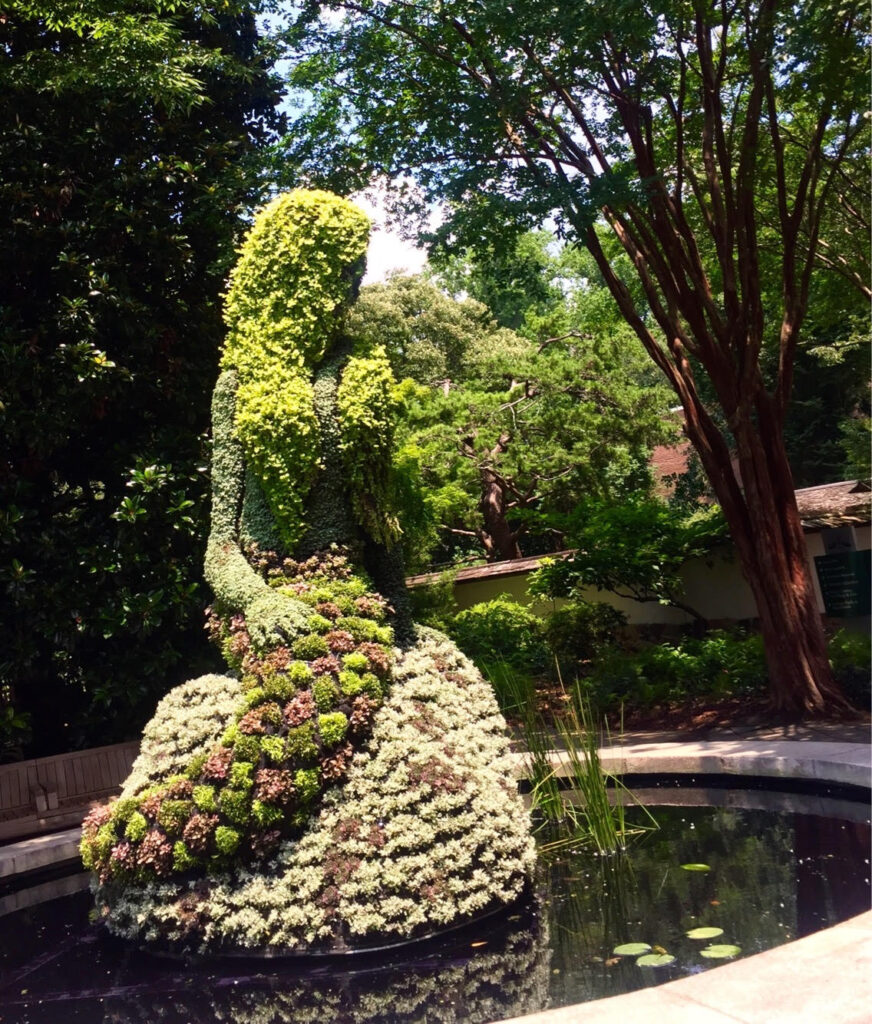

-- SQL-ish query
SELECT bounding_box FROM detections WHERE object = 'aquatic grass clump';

[486,661,656,855]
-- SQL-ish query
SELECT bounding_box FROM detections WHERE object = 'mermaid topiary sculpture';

[81,190,535,954]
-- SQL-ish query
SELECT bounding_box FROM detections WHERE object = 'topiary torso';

[82,191,534,954]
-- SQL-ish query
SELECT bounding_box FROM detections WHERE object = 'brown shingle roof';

[795,480,871,530]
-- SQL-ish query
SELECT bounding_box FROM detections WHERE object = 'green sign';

[814,550,871,617]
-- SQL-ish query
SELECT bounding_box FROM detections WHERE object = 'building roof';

[795,479,871,530]
[406,553,559,589]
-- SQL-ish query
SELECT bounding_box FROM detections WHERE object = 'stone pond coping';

[1,738,868,881]
[507,737,872,789]
[1,739,869,1022]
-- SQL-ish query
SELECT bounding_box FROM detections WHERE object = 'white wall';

[447,525,871,627]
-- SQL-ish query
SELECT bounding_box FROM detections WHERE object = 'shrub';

[542,601,627,667]
[251,799,284,830]
[157,800,194,837]
[285,723,318,761]
[293,634,330,660]
[260,736,286,764]
[84,547,394,885]
[125,812,148,843]
[447,596,549,674]
[232,734,262,763]
[261,674,296,701]
[214,825,241,857]
[220,789,252,826]
[172,841,200,873]
[312,677,339,711]
[580,630,768,712]
[308,613,333,634]
[407,570,459,632]
[192,786,217,814]
[342,651,369,673]
[829,629,871,707]
[318,712,349,747]
[294,767,321,803]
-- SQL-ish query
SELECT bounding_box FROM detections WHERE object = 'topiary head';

[223,190,371,375]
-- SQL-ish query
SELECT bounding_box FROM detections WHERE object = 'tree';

[350,275,670,568]
[285,0,868,715]
[529,497,727,624]
[434,230,564,333]
[0,1,284,754]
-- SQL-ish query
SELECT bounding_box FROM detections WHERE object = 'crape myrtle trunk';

[683,386,852,717]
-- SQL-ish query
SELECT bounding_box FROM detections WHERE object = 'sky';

[353,191,431,284]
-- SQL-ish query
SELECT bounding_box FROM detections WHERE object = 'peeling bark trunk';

[685,397,852,718]
[479,467,523,562]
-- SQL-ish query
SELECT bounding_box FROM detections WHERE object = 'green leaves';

[364,273,668,568]
[636,953,676,967]
[612,942,651,956]
[699,944,742,959]
[1,0,284,755]
[529,497,727,618]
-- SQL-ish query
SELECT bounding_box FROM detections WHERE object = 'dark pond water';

[0,785,868,1024]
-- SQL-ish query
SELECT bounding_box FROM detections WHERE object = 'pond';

[0,782,868,1024]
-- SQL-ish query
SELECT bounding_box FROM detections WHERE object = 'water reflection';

[0,893,551,1024]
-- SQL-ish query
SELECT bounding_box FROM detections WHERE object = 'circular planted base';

[95,632,536,954]
[137,885,538,962]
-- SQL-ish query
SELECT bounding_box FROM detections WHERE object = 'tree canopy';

[284,0,868,714]
[0,0,285,755]
[350,275,671,569]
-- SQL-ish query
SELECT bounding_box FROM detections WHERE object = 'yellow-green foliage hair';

[221,191,371,548]
[337,346,401,545]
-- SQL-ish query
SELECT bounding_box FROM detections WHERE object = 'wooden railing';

[0,741,139,842]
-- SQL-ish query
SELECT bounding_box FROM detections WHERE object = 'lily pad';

[686,926,725,940]
[680,863,711,872]
[612,942,651,956]
[700,944,742,959]
[636,953,676,967]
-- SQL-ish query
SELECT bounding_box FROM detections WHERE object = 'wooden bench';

[0,741,139,842]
